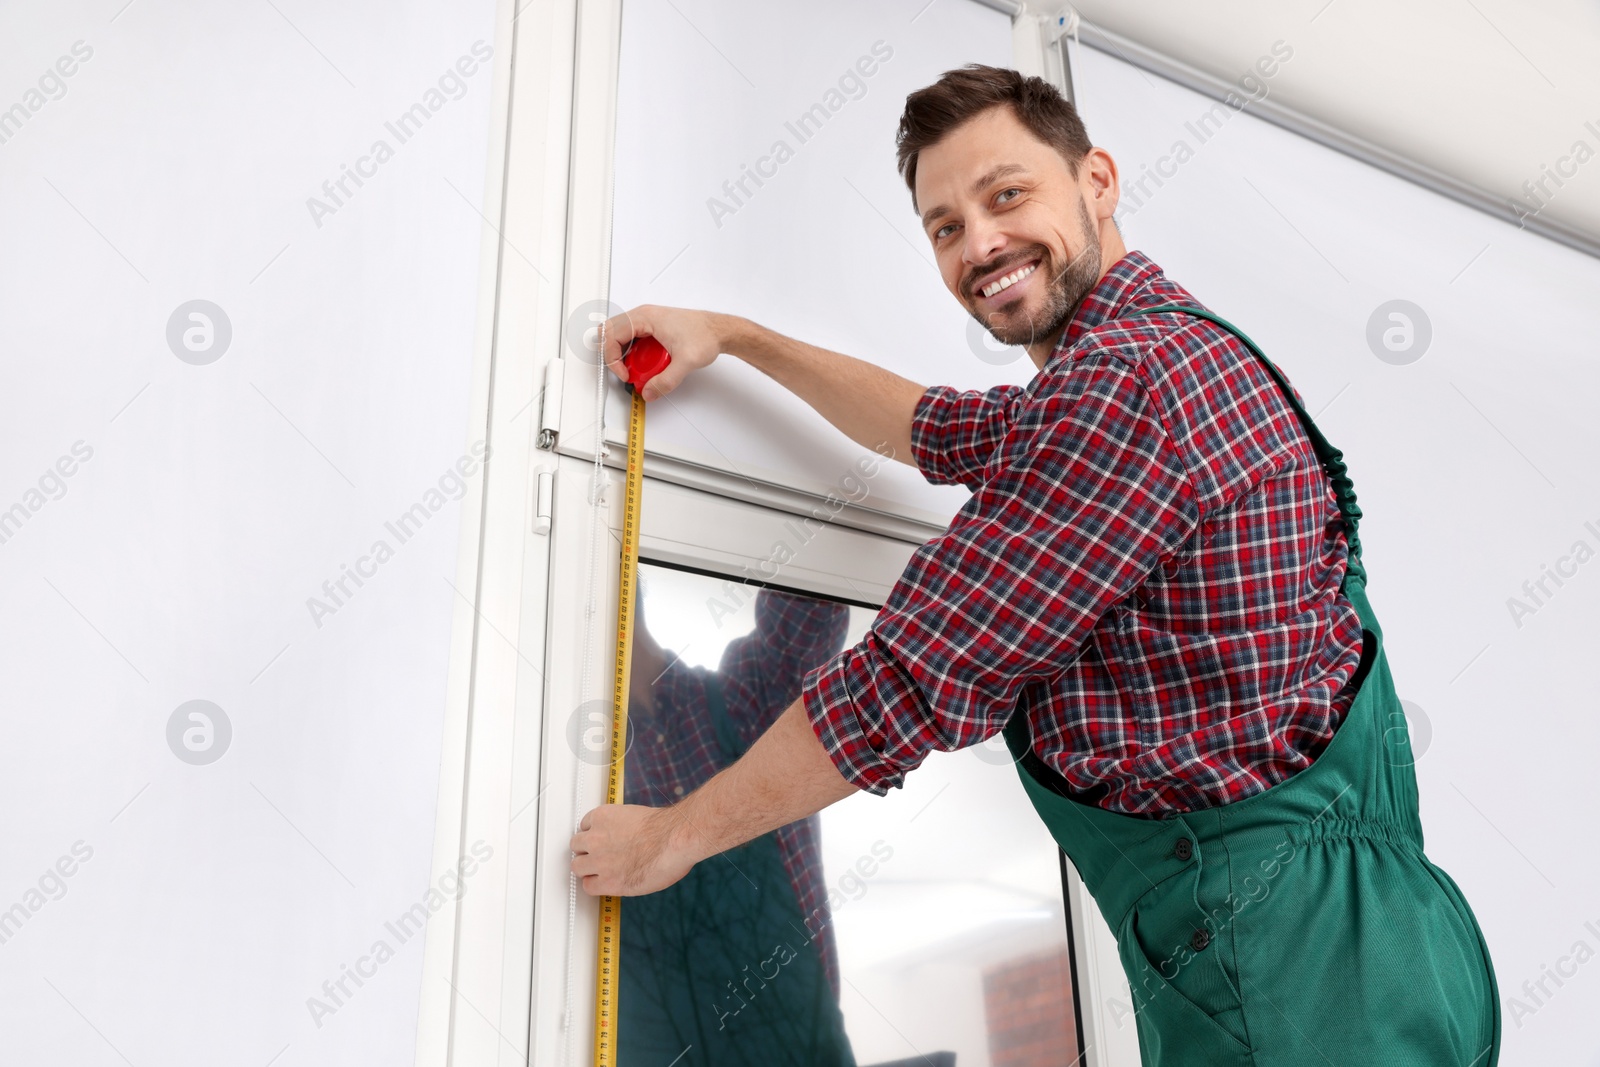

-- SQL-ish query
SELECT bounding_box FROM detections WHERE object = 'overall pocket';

[1120,876,1255,1061]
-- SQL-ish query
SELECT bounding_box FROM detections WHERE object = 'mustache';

[967,253,1038,297]
[968,241,1098,298]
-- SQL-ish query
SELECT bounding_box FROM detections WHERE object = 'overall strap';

[1128,303,1366,585]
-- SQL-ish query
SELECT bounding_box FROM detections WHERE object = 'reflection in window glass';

[621,563,1079,1066]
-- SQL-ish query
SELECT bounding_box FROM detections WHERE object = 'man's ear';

[1081,147,1121,220]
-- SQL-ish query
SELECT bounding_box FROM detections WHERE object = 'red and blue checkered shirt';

[803,250,1365,817]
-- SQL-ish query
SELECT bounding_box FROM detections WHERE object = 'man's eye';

[997,187,1022,204]
[935,223,957,239]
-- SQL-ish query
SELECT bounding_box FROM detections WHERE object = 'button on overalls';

[1004,305,1501,1067]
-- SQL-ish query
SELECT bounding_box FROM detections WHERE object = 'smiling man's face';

[915,104,1123,366]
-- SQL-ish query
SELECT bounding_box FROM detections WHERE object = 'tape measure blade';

[594,389,647,1067]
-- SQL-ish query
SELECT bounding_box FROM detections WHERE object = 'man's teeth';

[981,262,1037,298]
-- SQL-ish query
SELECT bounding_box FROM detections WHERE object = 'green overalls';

[1004,305,1501,1067]
[620,676,856,1066]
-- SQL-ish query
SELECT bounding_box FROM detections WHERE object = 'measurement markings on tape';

[594,335,666,1065]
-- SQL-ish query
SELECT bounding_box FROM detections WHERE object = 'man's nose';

[962,219,1007,286]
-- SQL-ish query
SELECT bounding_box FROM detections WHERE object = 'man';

[572,63,1500,1066]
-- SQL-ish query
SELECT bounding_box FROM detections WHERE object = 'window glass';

[620,562,1079,1066]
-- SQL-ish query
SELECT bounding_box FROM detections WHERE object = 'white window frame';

[410,3,1136,1066]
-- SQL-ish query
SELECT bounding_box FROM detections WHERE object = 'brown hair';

[895,63,1092,212]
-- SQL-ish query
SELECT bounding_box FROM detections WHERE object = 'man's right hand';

[599,305,727,402]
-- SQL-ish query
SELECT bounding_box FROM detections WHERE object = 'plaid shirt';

[628,588,850,990]
[803,250,1364,816]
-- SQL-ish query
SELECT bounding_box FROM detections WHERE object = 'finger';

[581,873,602,896]
[600,309,642,377]
[640,361,684,403]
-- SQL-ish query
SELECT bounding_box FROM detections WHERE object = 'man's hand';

[571,803,698,897]
[570,700,859,897]
[599,304,925,462]
[600,305,728,402]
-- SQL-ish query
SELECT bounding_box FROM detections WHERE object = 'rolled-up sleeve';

[911,383,1027,490]
[803,358,1200,793]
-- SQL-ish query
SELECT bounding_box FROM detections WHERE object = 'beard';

[968,199,1103,349]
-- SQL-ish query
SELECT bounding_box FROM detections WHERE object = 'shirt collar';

[1047,249,1164,364]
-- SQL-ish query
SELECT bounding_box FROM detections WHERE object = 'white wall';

[0,3,497,1065]
[1075,39,1600,1065]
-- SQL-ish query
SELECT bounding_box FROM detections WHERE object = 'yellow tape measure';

[594,382,648,1066]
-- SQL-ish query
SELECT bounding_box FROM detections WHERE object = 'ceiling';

[1059,0,1600,257]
